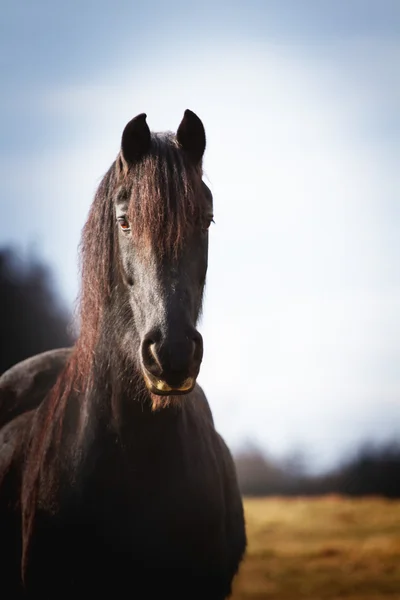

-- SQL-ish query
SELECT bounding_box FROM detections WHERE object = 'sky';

[1,0,399,471]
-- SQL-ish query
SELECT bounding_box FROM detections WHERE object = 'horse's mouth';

[142,370,195,396]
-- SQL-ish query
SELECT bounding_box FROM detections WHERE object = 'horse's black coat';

[0,110,246,598]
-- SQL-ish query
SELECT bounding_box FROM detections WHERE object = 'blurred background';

[1,1,399,596]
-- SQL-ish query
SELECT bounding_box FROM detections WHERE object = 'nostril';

[185,336,196,361]
[192,331,203,364]
[141,338,162,375]
[149,342,162,370]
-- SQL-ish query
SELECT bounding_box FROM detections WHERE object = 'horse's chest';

[88,434,226,565]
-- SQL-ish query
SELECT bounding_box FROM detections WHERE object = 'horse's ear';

[120,113,151,166]
[176,109,206,164]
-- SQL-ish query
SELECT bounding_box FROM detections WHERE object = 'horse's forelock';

[125,133,205,259]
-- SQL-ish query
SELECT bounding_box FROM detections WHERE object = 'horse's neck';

[63,375,189,503]
[77,354,184,448]
[58,332,203,469]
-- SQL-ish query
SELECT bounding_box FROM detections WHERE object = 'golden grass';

[231,496,400,600]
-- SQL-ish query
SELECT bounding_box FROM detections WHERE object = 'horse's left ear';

[176,109,206,164]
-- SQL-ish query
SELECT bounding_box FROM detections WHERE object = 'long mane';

[20,132,206,578]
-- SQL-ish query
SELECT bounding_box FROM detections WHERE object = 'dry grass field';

[231,496,400,600]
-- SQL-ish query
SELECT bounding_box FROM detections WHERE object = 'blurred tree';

[337,442,400,498]
[0,247,73,375]
[235,440,400,498]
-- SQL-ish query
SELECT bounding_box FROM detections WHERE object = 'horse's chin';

[142,370,195,396]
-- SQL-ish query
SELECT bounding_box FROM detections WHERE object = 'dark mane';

[21,133,208,573]
[124,132,206,258]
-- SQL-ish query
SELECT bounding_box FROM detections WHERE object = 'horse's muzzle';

[140,328,203,395]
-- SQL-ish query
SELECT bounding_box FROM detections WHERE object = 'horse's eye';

[118,217,130,232]
[203,216,215,231]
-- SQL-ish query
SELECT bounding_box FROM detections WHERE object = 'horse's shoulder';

[0,348,73,429]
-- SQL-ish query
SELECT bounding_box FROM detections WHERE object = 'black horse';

[0,110,246,598]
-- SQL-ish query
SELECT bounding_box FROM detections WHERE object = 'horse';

[0,109,246,598]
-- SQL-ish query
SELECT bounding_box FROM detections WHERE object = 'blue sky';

[1,0,399,470]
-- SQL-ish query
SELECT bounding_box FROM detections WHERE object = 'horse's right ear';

[120,113,151,167]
